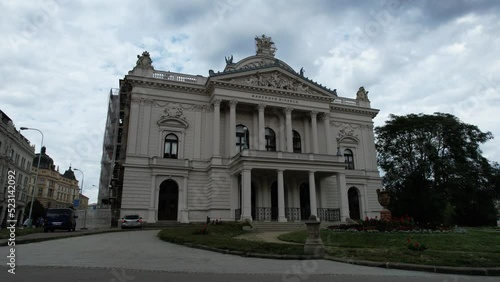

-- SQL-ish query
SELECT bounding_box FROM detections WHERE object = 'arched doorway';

[299,183,311,220]
[158,179,179,221]
[348,187,361,220]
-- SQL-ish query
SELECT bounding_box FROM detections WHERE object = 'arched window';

[292,130,301,153]
[344,149,354,170]
[164,134,178,159]
[236,125,249,153]
[265,127,276,151]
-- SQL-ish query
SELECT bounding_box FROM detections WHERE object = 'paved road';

[0,230,496,281]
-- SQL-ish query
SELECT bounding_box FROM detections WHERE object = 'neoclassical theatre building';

[101,35,382,224]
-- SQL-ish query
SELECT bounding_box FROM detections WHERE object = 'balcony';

[236,149,343,163]
[151,70,206,85]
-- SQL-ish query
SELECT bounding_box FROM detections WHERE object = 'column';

[284,107,293,152]
[308,171,318,218]
[180,176,189,223]
[277,170,287,222]
[322,113,334,155]
[336,172,349,221]
[229,99,238,157]
[241,169,252,222]
[257,104,266,150]
[212,99,221,157]
[311,110,319,154]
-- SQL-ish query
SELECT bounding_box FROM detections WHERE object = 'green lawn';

[158,223,304,255]
[0,227,43,239]
[278,228,500,267]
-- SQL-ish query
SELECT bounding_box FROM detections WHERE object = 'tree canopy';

[375,113,498,226]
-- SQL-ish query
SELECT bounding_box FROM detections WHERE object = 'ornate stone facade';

[101,36,383,225]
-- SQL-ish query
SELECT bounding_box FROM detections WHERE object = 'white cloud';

[1,0,499,203]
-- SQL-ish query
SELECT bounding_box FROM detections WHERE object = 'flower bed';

[326,216,467,234]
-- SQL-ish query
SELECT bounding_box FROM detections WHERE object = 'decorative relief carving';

[229,71,320,95]
[163,105,184,119]
[338,127,358,139]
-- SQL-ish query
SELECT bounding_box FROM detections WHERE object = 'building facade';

[30,147,81,209]
[101,36,382,224]
[0,110,35,227]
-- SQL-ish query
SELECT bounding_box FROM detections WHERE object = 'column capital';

[229,99,238,108]
[283,106,293,115]
[213,99,222,107]
[319,112,330,121]
[276,169,285,173]
[256,103,266,112]
[310,110,319,118]
[308,170,316,174]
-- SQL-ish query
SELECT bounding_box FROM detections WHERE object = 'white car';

[121,214,144,229]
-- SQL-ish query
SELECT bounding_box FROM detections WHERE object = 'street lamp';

[20,127,43,228]
[74,168,87,230]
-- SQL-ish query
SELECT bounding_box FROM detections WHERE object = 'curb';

[324,256,500,276]
[158,238,500,276]
[0,228,128,247]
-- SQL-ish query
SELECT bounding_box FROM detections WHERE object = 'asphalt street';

[0,230,496,281]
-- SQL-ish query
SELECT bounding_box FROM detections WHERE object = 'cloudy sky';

[1,0,499,203]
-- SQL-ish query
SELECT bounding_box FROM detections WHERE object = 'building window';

[236,125,249,153]
[344,149,355,170]
[164,133,178,159]
[292,130,301,153]
[265,127,276,151]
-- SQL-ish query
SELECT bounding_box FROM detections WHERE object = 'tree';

[24,199,46,223]
[375,113,497,226]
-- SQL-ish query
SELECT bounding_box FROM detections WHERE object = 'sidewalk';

[0,227,125,246]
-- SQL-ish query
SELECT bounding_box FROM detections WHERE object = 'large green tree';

[375,113,498,226]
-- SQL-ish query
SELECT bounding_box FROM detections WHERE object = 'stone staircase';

[249,221,306,232]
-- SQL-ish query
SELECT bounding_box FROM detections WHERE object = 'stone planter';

[376,189,392,221]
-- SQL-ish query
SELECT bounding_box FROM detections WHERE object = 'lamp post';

[74,168,87,230]
[20,127,43,228]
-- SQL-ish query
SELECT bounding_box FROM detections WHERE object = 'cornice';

[330,104,379,118]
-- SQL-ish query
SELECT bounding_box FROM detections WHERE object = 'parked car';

[44,208,77,232]
[121,214,144,229]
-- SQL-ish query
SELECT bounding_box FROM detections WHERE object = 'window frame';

[292,130,301,153]
[265,127,276,152]
[164,133,179,159]
[236,124,250,153]
[344,149,355,170]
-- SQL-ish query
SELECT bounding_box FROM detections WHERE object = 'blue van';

[44,208,78,232]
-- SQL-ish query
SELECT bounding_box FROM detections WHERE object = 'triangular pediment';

[211,68,337,99]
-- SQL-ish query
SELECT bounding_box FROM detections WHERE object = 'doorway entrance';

[158,179,179,220]
[348,187,361,220]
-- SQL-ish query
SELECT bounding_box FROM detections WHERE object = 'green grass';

[278,228,500,267]
[158,223,304,255]
[0,227,43,239]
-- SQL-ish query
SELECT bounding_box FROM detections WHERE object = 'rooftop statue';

[225,55,234,64]
[255,34,276,57]
[135,51,154,70]
[356,86,370,101]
